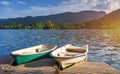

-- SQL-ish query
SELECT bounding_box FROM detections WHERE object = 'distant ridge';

[0,10,106,25]
[82,9,120,29]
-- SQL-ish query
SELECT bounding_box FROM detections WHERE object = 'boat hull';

[12,51,51,65]
[11,45,57,65]
[55,55,87,70]
[51,44,89,70]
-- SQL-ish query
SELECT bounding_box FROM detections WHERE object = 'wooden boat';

[11,45,57,65]
[50,44,88,70]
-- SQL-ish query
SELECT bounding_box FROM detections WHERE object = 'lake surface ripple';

[0,29,120,70]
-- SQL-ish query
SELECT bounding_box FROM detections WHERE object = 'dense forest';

[0,21,119,29]
[0,22,58,29]
[0,22,83,29]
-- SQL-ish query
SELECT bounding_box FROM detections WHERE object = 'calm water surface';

[0,29,120,70]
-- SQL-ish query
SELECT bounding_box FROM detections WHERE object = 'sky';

[0,0,120,19]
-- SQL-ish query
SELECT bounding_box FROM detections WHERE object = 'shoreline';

[0,56,120,74]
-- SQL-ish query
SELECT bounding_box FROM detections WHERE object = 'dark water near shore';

[0,29,120,70]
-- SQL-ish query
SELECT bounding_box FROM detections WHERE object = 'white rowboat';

[51,44,88,70]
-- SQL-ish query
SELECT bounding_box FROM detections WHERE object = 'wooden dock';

[0,56,119,74]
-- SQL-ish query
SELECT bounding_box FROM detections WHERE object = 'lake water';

[0,29,120,70]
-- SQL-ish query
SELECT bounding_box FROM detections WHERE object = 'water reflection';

[0,29,120,70]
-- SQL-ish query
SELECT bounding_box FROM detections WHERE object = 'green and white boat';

[11,45,57,65]
[51,44,88,70]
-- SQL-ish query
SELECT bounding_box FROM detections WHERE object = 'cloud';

[17,1,26,5]
[94,0,120,13]
[22,0,120,17]
[0,7,21,18]
[0,1,10,6]
[19,0,106,17]
[2,7,13,12]
[19,0,97,16]
[60,0,120,13]
[108,0,120,12]
[1,0,120,18]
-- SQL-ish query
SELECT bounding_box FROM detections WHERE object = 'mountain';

[0,10,106,25]
[82,9,120,29]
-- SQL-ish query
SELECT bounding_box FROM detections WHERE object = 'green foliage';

[0,22,62,29]
[0,22,87,29]
[31,22,47,29]
[48,24,60,29]
[0,24,27,29]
